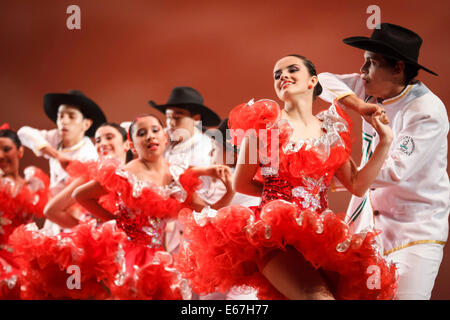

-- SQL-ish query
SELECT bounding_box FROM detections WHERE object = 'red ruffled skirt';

[110,245,190,300]
[0,248,21,299]
[8,219,189,300]
[8,220,125,299]
[176,200,397,300]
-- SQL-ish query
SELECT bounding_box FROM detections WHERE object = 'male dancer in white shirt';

[318,23,449,299]
[18,90,106,234]
[148,86,222,253]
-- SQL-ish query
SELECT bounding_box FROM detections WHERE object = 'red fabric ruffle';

[228,99,281,147]
[228,99,354,179]
[0,249,21,299]
[0,167,50,299]
[0,166,50,245]
[177,200,397,300]
[109,250,186,300]
[95,159,200,220]
[66,160,99,183]
[8,221,126,299]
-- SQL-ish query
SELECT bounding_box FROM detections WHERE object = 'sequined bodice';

[260,170,330,213]
[115,202,166,248]
[110,165,189,249]
[255,104,351,214]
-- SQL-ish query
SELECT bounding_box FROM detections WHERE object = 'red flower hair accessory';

[0,123,10,130]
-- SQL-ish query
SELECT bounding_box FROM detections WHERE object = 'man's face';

[56,104,92,143]
[360,51,399,99]
[165,107,198,143]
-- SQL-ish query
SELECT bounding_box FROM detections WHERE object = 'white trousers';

[386,243,444,300]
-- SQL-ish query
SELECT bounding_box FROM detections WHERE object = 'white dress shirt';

[318,72,449,255]
[165,126,213,168]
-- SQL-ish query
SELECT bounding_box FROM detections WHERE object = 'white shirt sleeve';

[372,102,449,187]
[17,126,60,158]
[318,72,366,103]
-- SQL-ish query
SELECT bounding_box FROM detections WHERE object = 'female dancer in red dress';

[0,124,50,299]
[176,55,397,300]
[73,114,235,299]
[8,123,129,299]
[44,122,130,228]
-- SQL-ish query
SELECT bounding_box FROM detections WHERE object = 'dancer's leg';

[260,247,334,300]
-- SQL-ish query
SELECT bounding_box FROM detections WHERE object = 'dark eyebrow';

[274,64,300,75]
[57,110,77,115]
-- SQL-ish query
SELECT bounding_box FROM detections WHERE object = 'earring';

[308,85,313,89]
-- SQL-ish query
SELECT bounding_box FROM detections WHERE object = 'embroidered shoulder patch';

[398,136,415,156]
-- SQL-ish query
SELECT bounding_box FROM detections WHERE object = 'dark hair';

[128,114,165,142]
[0,129,22,149]
[382,55,419,85]
[286,54,323,100]
[97,122,127,142]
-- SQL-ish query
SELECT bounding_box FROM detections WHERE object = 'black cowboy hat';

[148,86,221,127]
[43,90,107,137]
[343,22,438,76]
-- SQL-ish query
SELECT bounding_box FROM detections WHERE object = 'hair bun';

[314,81,323,98]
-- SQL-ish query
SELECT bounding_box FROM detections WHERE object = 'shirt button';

[374,210,380,216]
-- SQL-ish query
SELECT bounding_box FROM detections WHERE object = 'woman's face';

[0,137,23,177]
[131,116,168,160]
[95,125,127,161]
[273,56,315,101]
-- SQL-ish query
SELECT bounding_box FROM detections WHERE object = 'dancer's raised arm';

[335,111,393,197]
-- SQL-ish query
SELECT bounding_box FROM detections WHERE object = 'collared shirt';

[318,72,450,255]
[165,127,213,168]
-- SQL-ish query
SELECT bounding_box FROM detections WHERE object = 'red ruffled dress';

[65,159,106,223]
[9,159,200,300]
[92,159,201,299]
[0,167,49,299]
[8,160,126,299]
[176,99,397,300]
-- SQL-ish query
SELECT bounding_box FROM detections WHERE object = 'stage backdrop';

[1,0,449,299]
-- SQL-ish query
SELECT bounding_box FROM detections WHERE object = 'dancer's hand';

[359,103,388,124]
[361,103,389,126]
[193,165,234,191]
[371,111,393,146]
[212,165,233,192]
[338,95,389,125]
[57,152,72,169]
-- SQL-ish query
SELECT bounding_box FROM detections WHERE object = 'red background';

[1,0,449,299]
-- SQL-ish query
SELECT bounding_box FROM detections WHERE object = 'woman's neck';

[61,133,84,149]
[140,156,167,173]
[1,171,24,186]
[282,95,316,126]
[120,152,128,165]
